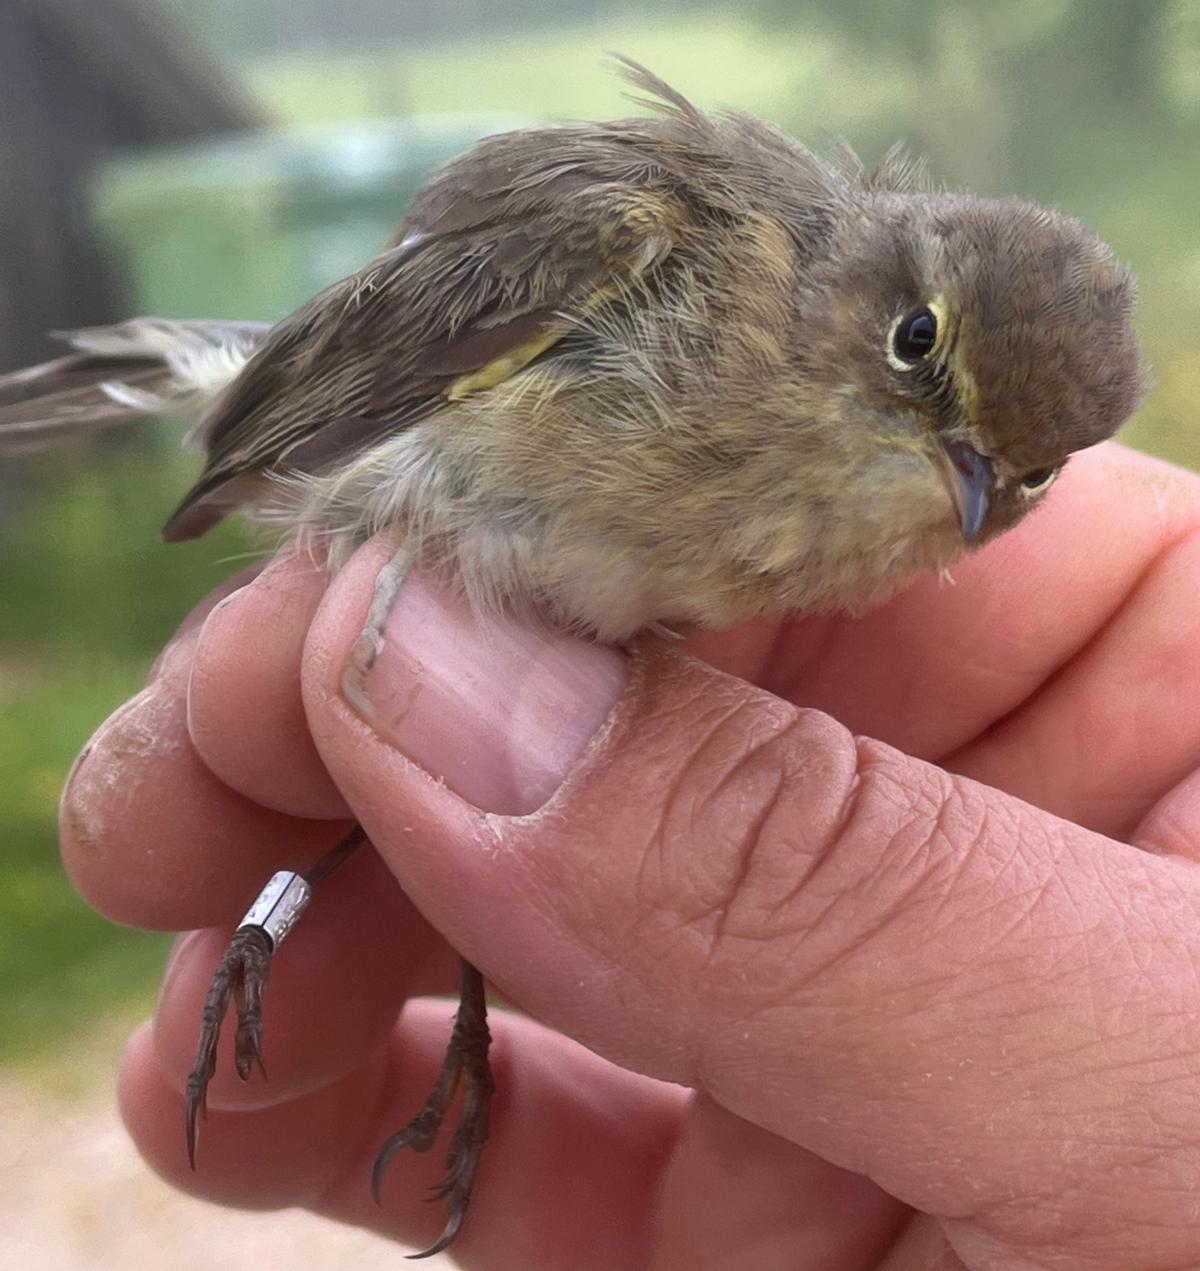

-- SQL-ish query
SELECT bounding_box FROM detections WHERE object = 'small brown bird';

[0,61,1146,1256]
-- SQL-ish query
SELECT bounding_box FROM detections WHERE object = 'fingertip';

[188,551,349,819]
[58,684,181,920]
[59,678,344,928]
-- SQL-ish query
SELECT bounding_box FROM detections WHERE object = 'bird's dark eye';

[1019,467,1057,495]
[891,307,939,364]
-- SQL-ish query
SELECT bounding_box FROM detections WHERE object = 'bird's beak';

[938,440,993,543]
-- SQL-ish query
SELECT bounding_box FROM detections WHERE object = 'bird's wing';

[163,144,686,541]
[0,319,268,455]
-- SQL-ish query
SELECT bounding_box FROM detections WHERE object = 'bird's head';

[810,191,1147,544]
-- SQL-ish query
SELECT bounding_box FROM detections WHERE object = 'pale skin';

[61,441,1200,1270]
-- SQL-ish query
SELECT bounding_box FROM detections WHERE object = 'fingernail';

[344,570,628,815]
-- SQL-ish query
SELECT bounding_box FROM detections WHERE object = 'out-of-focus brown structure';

[0,0,266,372]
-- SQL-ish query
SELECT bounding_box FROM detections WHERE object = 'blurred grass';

[2,11,1198,1061]
[0,448,255,1060]
[0,658,166,1061]
[248,17,873,125]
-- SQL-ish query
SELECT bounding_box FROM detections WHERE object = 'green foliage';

[245,16,838,126]
[790,0,1192,211]
[0,665,170,1060]
[0,450,257,1057]
[0,446,256,657]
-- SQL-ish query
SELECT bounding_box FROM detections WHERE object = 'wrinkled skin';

[64,442,1200,1270]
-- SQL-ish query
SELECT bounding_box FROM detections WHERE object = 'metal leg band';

[237,870,312,950]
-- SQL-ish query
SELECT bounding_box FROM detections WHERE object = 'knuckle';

[633,709,992,1014]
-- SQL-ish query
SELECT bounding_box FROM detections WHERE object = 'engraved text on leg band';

[238,871,312,949]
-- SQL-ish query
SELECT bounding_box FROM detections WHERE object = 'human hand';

[62,442,1200,1269]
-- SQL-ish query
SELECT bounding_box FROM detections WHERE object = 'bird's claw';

[184,924,274,1168]
[373,961,494,1260]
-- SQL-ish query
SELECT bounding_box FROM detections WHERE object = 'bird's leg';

[343,543,495,1254]
[187,541,415,1165]
[373,958,494,1260]
[185,824,368,1166]
[187,543,494,1255]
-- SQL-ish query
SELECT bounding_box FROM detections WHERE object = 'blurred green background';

[2,0,1199,1065]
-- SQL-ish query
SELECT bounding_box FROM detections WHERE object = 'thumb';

[302,537,1200,1270]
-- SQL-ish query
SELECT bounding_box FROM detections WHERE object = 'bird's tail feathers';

[0,318,268,456]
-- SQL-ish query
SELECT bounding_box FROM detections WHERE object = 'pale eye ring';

[1019,466,1058,497]
[886,299,947,371]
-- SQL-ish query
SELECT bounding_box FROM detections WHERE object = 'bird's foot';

[373,960,494,1260]
[184,865,318,1166]
[185,922,274,1166]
